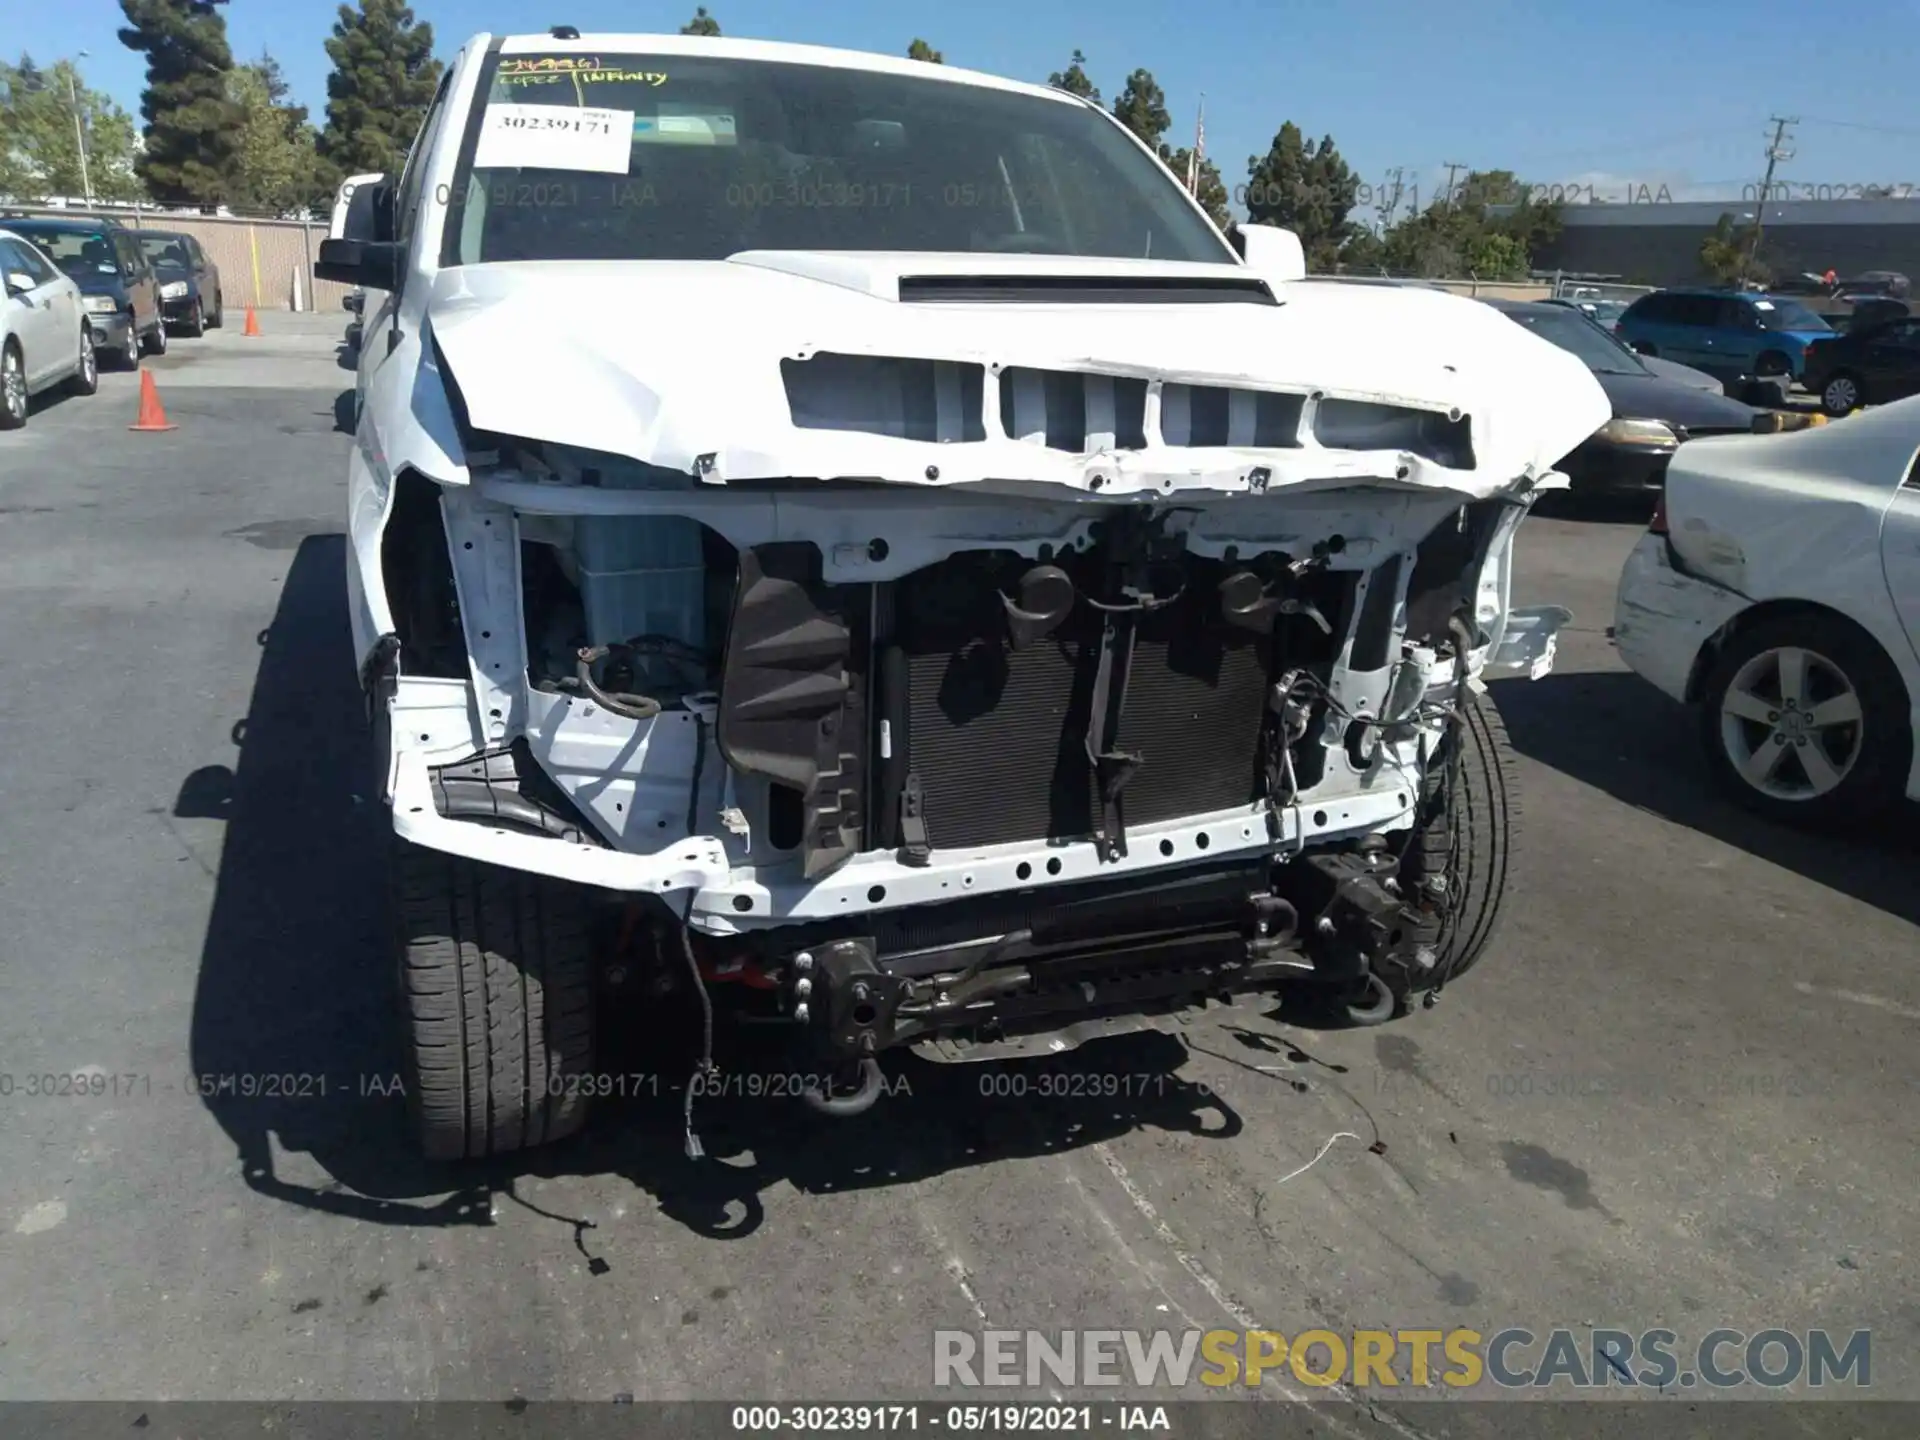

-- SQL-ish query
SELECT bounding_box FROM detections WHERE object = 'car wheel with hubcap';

[181,299,206,338]
[142,319,168,356]
[1699,614,1911,827]
[67,325,98,396]
[119,321,141,370]
[0,342,27,429]
[207,291,223,328]
[1820,373,1861,416]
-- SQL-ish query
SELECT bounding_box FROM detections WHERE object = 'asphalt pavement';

[0,317,1915,1435]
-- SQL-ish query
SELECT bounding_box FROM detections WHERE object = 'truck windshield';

[440,51,1230,266]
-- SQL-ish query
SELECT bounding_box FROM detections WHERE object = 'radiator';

[893,551,1270,851]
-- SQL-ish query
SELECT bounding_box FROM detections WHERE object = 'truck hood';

[425,254,1610,500]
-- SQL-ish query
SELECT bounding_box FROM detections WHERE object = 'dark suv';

[1,215,166,368]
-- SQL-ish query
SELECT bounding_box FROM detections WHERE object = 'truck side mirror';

[331,172,394,245]
[315,238,402,292]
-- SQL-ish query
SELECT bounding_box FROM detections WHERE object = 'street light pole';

[69,50,95,208]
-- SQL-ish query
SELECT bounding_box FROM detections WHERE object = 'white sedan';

[0,227,98,429]
[1613,396,1920,825]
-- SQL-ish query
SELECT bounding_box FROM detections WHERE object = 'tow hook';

[800,1058,886,1118]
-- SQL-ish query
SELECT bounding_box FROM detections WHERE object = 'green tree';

[1164,145,1230,231]
[1375,168,1559,280]
[1699,211,1769,286]
[1336,227,1386,273]
[906,39,943,63]
[0,55,144,202]
[1047,49,1099,102]
[1451,169,1561,257]
[117,0,241,205]
[316,0,442,187]
[1110,69,1169,149]
[228,54,323,215]
[681,7,721,35]
[1244,123,1359,270]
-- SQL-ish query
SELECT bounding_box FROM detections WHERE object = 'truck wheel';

[1387,688,1520,1000]
[392,841,597,1159]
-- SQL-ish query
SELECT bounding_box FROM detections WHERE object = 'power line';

[1441,160,1467,206]
[1796,115,1920,137]
[1741,115,1796,283]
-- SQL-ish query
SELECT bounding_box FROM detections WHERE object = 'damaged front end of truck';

[343,256,1605,1156]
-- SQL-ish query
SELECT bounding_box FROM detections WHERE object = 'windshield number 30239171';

[495,111,612,135]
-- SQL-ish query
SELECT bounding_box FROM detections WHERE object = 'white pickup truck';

[317,29,1605,1159]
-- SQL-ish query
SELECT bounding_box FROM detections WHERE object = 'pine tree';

[117,0,241,205]
[906,39,943,63]
[1245,123,1359,271]
[316,0,442,184]
[1110,70,1169,149]
[1047,50,1099,103]
[681,7,721,35]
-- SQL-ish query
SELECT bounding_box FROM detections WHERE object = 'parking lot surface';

[0,319,1915,1434]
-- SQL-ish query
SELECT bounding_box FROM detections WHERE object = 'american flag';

[1186,97,1205,193]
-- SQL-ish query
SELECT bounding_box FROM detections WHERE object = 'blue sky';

[19,0,1920,217]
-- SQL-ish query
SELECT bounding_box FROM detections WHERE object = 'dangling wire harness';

[676,705,721,1160]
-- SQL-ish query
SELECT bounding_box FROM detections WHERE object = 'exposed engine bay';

[367,421,1545,1075]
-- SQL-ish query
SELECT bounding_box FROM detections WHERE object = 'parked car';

[1834,296,1910,333]
[1641,353,1728,393]
[1485,299,1764,493]
[136,230,223,335]
[1544,295,1630,329]
[0,227,99,428]
[0,214,165,368]
[316,29,1608,1160]
[1841,270,1909,300]
[1799,316,1920,416]
[1613,397,1920,826]
[1614,287,1835,405]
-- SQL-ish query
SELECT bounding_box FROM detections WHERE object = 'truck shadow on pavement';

[1493,670,1920,927]
[181,535,1256,1242]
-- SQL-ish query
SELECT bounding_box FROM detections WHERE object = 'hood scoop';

[723,250,1277,305]
[897,274,1278,306]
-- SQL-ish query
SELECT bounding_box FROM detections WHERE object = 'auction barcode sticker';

[474,104,634,173]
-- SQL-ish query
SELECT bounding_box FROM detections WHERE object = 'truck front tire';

[1385,688,1520,1003]
[392,841,597,1159]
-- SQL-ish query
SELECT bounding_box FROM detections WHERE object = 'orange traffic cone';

[129,370,177,433]
[243,306,261,337]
